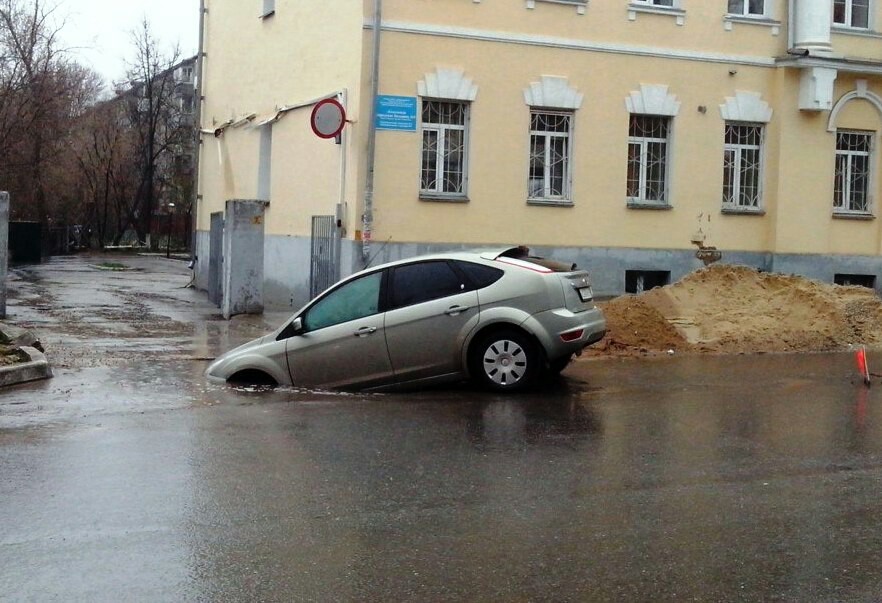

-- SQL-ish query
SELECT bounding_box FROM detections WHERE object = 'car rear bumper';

[523,306,607,359]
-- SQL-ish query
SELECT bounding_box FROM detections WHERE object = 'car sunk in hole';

[206,246,606,392]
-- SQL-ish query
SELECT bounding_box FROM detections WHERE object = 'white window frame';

[833,0,871,29]
[722,122,765,212]
[727,0,766,17]
[627,114,672,206]
[834,129,875,215]
[528,110,574,204]
[420,100,470,199]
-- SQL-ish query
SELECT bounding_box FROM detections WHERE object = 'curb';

[0,346,53,387]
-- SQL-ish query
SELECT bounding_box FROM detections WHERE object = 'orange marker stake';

[856,347,871,387]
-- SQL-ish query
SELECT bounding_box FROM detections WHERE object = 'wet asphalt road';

[3,255,882,601]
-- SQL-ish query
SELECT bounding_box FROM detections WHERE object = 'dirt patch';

[590,264,882,357]
[589,295,691,356]
[0,346,29,366]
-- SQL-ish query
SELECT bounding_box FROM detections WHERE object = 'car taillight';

[560,328,584,342]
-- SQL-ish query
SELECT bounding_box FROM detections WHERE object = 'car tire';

[470,329,539,392]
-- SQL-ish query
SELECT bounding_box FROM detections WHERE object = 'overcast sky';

[60,0,199,85]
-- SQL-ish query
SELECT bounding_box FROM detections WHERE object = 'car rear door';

[284,270,394,389]
[384,260,479,383]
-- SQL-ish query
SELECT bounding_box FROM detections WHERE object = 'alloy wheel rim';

[482,339,527,386]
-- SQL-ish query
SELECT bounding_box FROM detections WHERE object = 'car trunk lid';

[558,270,596,312]
[483,246,596,313]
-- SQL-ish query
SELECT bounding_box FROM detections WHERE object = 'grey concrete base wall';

[263,235,312,310]
[192,229,882,308]
[352,241,776,298]
[263,237,363,311]
[772,254,882,292]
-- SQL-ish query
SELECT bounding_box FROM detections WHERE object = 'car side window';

[454,261,504,289]
[390,261,465,310]
[304,271,383,331]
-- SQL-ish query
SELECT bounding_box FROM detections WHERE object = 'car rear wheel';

[471,329,538,392]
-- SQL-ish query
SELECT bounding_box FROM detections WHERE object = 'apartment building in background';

[194,0,882,313]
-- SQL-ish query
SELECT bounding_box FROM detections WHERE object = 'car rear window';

[455,261,503,288]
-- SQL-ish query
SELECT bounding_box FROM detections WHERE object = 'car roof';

[365,246,520,271]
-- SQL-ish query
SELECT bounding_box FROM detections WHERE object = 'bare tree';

[123,18,183,246]
[0,0,96,225]
[0,4,195,252]
[72,97,138,246]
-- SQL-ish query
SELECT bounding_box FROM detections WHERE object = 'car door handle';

[445,305,471,316]
[354,326,377,337]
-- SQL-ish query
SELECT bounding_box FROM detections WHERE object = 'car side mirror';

[277,316,304,340]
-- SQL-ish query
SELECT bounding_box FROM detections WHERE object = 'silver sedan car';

[206,246,606,392]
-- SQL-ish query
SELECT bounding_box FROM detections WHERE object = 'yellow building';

[194,0,882,312]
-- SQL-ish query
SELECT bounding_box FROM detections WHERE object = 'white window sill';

[722,206,765,216]
[419,193,469,203]
[527,198,574,207]
[260,10,275,19]
[628,4,685,26]
[527,0,587,14]
[831,26,882,39]
[833,211,875,220]
[627,200,672,210]
[723,15,781,35]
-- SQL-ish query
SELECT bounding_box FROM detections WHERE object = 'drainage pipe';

[191,0,207,264]
[362,0,382,266]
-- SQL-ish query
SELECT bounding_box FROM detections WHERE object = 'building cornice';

[776,55,882,76]
[368,20,777,69]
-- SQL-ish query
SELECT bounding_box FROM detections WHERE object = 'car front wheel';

[470,329,538,392]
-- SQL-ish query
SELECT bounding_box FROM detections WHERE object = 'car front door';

[284,270,393,389]
[384,260,480,384]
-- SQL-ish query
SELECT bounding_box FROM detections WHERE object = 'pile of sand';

[591,264,882,356]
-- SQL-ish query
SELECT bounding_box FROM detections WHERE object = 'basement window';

[625,270,670,294]
[834,273,876,288]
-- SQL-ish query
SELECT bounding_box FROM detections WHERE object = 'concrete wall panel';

[222,200,267,318]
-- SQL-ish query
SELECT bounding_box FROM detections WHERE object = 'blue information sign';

[375,95,417,131]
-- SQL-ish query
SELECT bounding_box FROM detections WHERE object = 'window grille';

[723,123,764,210]
[835,274,876,288]
[627,115,670,204]
[625,270,670,294]
[421,101,468,196]
[834,130,873,214]
[529,111,572,202]
[833,0,869,28]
